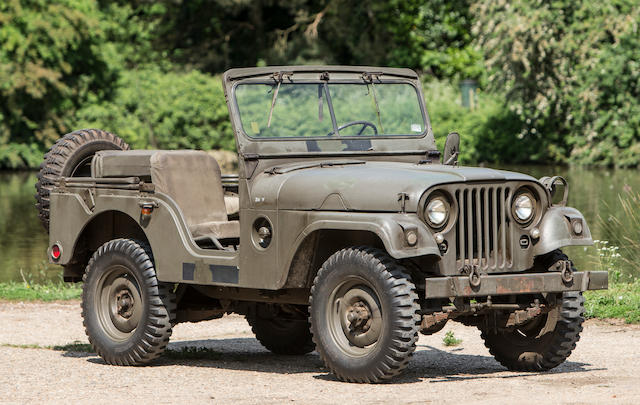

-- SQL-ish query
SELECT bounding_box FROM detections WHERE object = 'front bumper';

[425,271,608,298]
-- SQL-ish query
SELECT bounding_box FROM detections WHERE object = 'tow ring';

[469,267,481,288]
[561,263,574,284]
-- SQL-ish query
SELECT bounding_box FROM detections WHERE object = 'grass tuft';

[442,330,462,347]
[2,343,44,350]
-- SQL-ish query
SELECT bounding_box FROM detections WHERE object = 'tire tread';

[309,246,420,383]
[81,238,175,366]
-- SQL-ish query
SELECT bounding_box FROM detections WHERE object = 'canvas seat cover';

[150,150,239,239]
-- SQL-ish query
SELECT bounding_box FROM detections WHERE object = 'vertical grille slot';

[455,185,511,271]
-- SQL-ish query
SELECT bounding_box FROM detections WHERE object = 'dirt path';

[1,300,639,404]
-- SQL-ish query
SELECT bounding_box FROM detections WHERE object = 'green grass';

[442,330,462,347]
[0,281,82,301]
[584,281,640,324]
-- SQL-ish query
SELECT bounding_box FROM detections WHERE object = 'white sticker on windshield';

[411,124,422,132]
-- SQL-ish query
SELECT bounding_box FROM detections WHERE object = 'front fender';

[533,206,593,256]
[297,212,441,260]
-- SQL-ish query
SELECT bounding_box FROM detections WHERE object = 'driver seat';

[149,150,239,240]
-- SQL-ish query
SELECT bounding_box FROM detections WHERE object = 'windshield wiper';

[363,73,384,133]
[318,84,324,122]
[267,72,292,128]
[267,82,280,128]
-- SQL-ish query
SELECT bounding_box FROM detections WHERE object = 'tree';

[0,0,118,168]
[473,0,640,166]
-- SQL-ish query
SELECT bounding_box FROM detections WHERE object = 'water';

[0,172,53,282]
[1,166,638,282]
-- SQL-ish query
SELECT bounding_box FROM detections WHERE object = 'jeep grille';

[455,185,512,271]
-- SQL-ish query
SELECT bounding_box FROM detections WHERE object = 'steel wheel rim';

[96,265,143,342]
[69,155,94,177]
[326,276,383,357]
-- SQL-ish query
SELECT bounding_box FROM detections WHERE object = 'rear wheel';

[35,128,129,231]
[480,291,585,371]
[309,247,421,383]
[82,239,176,365]
[246,303,314,355]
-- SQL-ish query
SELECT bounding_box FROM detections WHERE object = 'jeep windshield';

[234,82,425,139]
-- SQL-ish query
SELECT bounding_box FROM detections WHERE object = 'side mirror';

[443,132,460,165]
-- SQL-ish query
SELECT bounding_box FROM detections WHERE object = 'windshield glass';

[235,82,425,138]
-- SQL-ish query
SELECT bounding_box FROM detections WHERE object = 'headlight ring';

[512,189,536,225]
[424,193,451,229]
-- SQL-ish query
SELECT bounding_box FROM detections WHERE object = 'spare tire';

[35,129,130,232]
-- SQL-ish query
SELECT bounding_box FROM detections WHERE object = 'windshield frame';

[231,78,429,142]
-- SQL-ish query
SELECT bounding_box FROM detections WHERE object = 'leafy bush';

[473,0,640,167]
[424,80,533,164]
[0,0,117,155]
[73,69,234,151]
[0,143,41,169]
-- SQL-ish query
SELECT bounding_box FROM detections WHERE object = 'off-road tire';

[35,128,129,231]
[309,247,421,383]
[82,239,176,366]
[247,306,315,355]
[480,291,585,371]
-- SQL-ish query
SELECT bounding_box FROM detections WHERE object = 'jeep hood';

[250,161,537,212]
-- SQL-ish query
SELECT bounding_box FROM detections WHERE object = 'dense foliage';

[0,0,117,168]
[74,68,233,150]
[0,0,639,168]
[474,0,640,166]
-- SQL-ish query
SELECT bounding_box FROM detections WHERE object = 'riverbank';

[0,281,81,301]
[2,281,638,324]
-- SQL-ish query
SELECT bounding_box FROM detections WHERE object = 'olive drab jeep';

[36,66,608,383]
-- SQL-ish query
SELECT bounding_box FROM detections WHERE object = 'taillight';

[51,244,62,261]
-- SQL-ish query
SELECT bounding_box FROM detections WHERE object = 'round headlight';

[425,196,449,228]
[513,192,535,223]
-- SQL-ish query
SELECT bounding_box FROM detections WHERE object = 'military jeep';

[36,66,607,383]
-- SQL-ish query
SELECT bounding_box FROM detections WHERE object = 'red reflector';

[51,244,61,260]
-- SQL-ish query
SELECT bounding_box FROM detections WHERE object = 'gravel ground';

[0,300,639,404]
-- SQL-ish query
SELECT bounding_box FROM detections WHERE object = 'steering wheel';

[327,120,378,136]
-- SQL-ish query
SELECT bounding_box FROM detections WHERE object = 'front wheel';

[309,247,421,383]
[82,239,176,365]
[479,291,585,371]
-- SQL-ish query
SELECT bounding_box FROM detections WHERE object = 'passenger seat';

[149,150,239,240]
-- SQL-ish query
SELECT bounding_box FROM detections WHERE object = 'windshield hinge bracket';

[418,150,442,164]
[272,71,293,83]
[362,72,383,82]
